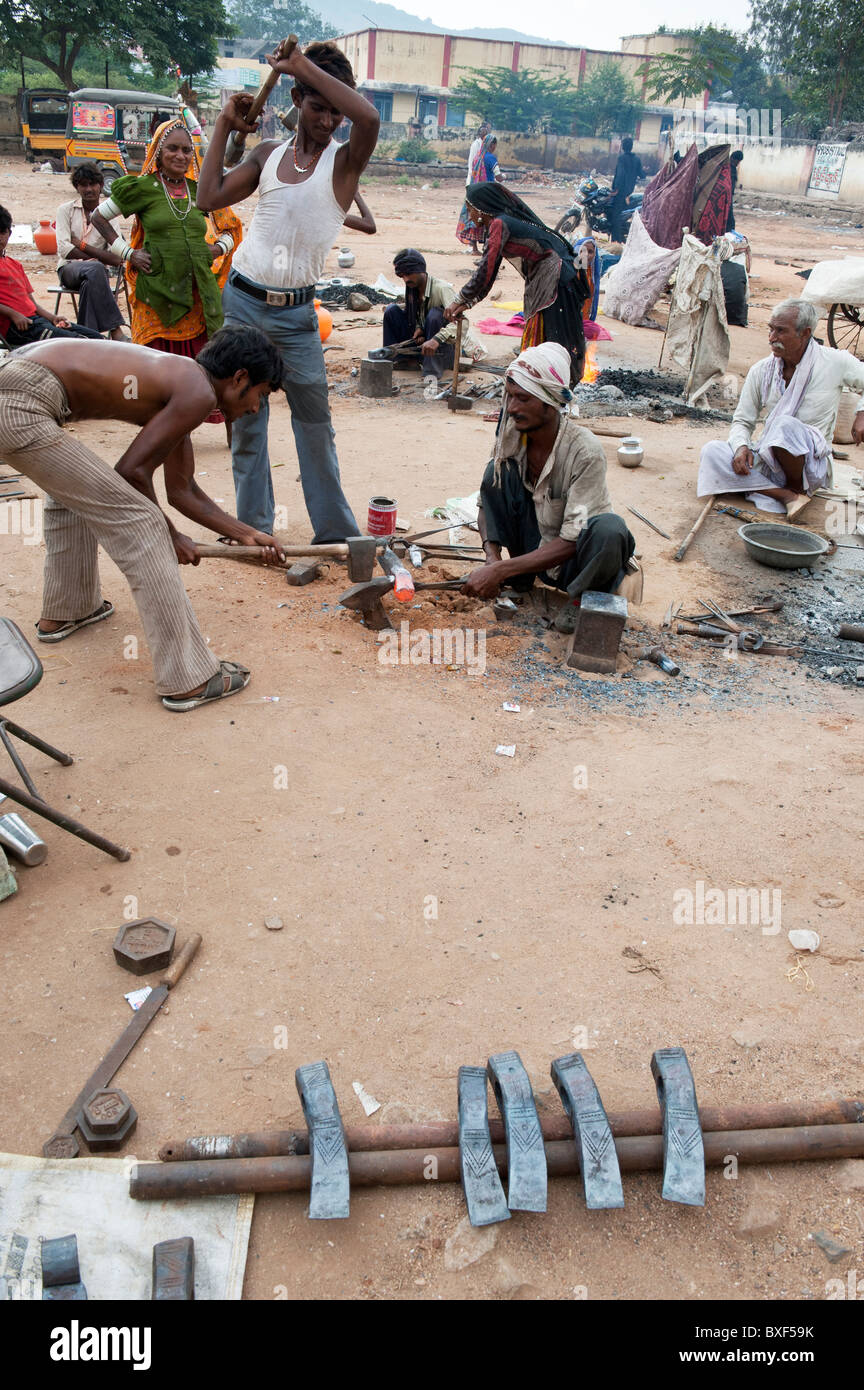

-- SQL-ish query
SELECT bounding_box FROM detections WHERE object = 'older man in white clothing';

[698,298,864,513]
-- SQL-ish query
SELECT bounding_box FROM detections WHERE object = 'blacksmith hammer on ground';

[195,536,377,583]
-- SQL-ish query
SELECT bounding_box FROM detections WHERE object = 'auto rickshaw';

[19,88,70,162]
[65,88,205,188]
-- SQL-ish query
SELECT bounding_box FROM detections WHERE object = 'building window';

[418,96,439,124]
[445,102,465,128]
[371,93,393,122]
[224,49,234,57]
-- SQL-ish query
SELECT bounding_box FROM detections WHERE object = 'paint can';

[367,496,397,537]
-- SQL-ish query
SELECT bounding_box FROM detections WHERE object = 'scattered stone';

[245,1045,271,1067]
[834,1160,864,1192]
[475,606,496,624]
[264,914,284,931]
[443,1215,498,1271]
[347,292,372,311]
[731,1023,764,1049]
[736,1200,783,1238]
[810,1229,852,1264]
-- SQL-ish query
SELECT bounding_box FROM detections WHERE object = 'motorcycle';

[554,177,643,242]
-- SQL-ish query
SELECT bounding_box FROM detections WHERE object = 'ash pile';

[575,367,733,424]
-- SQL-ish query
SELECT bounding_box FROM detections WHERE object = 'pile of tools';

[129,1048,864,1227]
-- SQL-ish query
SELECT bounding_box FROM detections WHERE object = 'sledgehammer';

[195,536,377,582]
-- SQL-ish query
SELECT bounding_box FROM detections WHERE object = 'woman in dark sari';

[444,183,589,383]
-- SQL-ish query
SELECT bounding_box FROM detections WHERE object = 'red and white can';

[367,495,397,537]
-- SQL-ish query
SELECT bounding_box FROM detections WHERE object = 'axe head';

[338,576,394,631]
[345,535,377,583]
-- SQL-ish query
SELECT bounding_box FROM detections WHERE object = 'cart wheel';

[827,303,864,359]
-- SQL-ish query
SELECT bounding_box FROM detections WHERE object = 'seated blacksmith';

[463,342,636,631]
[698,297,864,514]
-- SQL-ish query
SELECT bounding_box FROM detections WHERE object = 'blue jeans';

[222,274,359,541]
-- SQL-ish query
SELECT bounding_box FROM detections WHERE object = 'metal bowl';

[737,522,830,569]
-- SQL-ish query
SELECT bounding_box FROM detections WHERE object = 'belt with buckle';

[231,272,315,308]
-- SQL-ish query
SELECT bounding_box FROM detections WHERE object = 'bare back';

[15,340,216,426]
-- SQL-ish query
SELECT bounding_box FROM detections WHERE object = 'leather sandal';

[161,660,251,712]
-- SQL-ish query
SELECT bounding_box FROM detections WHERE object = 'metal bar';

[626,506,671,540]
[0,774,130,861]
[133,1124,864,1200]
[157,1096,863,1162]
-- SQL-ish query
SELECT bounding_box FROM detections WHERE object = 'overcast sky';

[415,1,754,50]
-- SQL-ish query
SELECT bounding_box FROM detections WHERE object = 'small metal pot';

[617,436,643,467]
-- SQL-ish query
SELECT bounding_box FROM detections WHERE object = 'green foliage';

[751,0,864,126]
[395,173,417,185]
[0,49,173,95]
[394,138,435,163]
[637,26,738,103]
[449,66,580,135]
[0,0,230,90]
[226,0,336,44]
[572,61,641,137]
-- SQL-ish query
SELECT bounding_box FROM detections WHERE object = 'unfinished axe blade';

[457,1066,510,1227]
[651,1047,705,1206]
[551,1053,624,1209]
[487,1050,547,1212]
[295,1060,350,1219]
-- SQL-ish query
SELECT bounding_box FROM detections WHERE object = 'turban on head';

[393,247,426,276]
[505,342,573,410]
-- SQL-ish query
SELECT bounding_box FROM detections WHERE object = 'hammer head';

[447,396,473,413]
[338,576,394,631]
[346,535,377,583]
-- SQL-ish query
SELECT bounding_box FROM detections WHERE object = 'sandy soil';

[1,160,863,1302]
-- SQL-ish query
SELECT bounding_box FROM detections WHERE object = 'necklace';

[292,139,325,175]
[159,172,193,222]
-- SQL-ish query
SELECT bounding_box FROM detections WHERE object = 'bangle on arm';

[214,232,234,256]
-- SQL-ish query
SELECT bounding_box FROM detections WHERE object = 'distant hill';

[318,1,566,45]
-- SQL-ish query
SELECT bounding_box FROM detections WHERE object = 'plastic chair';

[0,618,129,860]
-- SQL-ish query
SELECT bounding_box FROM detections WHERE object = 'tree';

[572,61,641,137]
[752,0,864,126]
[449,66,581,135]
[0,0,230,90]
[227,0,336,43]
[637,26,738,103]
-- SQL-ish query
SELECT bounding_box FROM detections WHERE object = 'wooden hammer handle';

[249,38,298,121]
[161,934,202,990]
[194,543,349,561]
[224,36,298,166]
[674,495,714,562]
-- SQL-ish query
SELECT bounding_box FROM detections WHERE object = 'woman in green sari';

[92,118,242,423]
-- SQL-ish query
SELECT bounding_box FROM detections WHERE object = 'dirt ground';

[1,159,863,1302]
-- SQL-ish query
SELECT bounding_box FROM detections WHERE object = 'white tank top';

[232,139,345,289]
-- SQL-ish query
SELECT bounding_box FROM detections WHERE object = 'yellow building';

[336,27,708,130]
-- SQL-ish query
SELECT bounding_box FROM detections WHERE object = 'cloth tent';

[664,235,731,404]
[602,213,681,326]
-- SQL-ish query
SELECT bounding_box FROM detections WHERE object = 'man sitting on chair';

[698,298,864,514]
[55,164,128,340]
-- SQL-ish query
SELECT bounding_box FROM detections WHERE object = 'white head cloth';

[505,342,573,410]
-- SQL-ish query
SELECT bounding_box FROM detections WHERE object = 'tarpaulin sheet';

[0,1152,253,1300]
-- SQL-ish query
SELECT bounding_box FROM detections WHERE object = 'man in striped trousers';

[0,328,283,711]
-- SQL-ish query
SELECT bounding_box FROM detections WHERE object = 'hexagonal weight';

[77,1088,138,1153]
[42,1134,80,1160]
[113,917,176,975]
